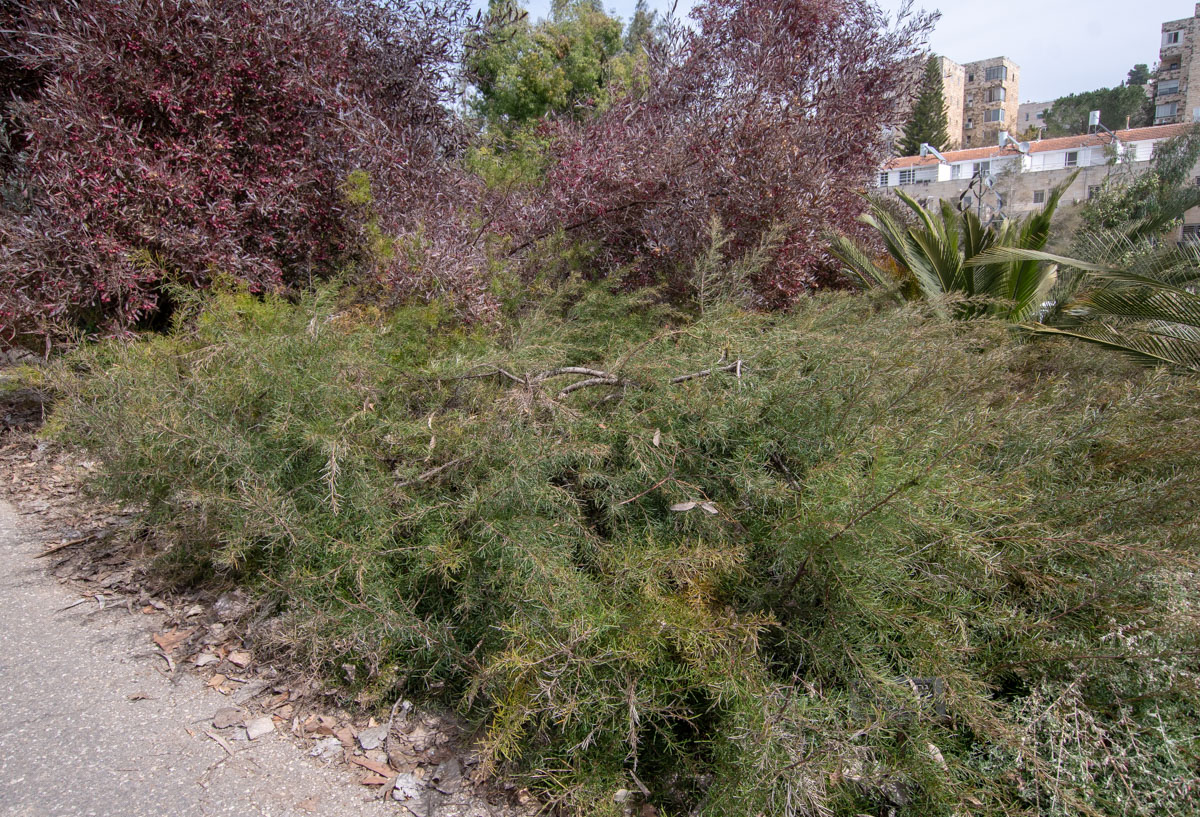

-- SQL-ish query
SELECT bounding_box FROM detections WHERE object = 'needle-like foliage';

[43,285,1200,816]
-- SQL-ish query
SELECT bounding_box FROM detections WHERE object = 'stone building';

[909,56,1021,151]
[878,123,1194,224]
[1016,101,1052,138]
[937,57,966,149]
[1156,3,1200,125]
[959,57,1021,149]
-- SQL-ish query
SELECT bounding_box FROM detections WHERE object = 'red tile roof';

[884,123,1192,169]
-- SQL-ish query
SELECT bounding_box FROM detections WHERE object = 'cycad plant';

[831,181,1070,321]
[1018,230,1200,372]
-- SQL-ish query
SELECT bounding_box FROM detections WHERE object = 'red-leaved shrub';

[0,0,489,344]
[510,0,934,306]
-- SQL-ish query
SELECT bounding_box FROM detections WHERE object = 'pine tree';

[898,56,950,157]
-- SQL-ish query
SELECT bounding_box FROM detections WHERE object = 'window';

[966,94,974,106]
[1036,111,1044,119]
[1088,185,1101,200]
[1164,30,1182,46]
[878,172,889,187]
[1064,151,1079,167]
[965,117,975,130]
[967,72,975,82]
[1170,61,1181,70]
[986,87,1006,102]
[984,109,1004,123]
[972,161,991,178]
[1158,79,1180,96]
[1157,101,1180,120]
[899,169,916,185]
[985,65,1007,81]
[1033,189,1046,204]
[1194,175,1200,187]
[1182,224,1200,243]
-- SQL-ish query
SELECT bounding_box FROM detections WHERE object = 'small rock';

[391,773,425,802]
[184,604,205,618]
[232,679,270,705]
[357,725,388,751]
[227,650,253,668]
[430,758,462,793]
[366,749,390,765]
[212,707,243,729]
[309,737,343,761]
[613,789,633,803]
[245,716,275,741]
[194,653,219,667]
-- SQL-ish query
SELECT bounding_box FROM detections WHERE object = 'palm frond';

[1025,322,1200,372]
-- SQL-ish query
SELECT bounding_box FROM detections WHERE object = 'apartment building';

[919,56,1021,150]
[1156,3,1200,124]
[878,123,1193,221]
[1017,101,1052,137]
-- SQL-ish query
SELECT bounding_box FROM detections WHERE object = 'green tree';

[623,0,657,52]
[897,55,950,156]
[1043,84,1149,136]
[468,0,630,128]
[1127,63,1151,86]
[1079,123,1200,239]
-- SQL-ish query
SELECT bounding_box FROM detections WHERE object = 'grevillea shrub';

[45,286,1200,815]
[0,0,489,345]
[508,0,935,306]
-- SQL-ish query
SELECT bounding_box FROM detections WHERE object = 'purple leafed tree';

[510,0,934,306]
[0,0,490,344]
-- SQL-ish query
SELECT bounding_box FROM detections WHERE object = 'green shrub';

[46,285,1200,816]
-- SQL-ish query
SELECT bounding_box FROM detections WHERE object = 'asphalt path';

[0,498,395,817]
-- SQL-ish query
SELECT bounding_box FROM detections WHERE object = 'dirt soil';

[0,384,537,817]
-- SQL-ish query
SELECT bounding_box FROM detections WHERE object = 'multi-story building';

[1155,3,1200,125]
[1016,101,1052,138]
[958,57,1021,149]
[878,123,1193,222]
[913,56,1021,151]
[937,57,966,148]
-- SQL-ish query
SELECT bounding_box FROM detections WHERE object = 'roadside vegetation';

[43,285,1200,815]
[2,0,1199,814]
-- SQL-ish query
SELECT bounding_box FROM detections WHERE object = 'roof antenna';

[997,131,1030,154]
[919,143,950,164]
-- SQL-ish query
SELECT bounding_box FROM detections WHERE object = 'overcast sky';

[505,0,1196,102]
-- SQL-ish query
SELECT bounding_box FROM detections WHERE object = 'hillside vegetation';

[43,285,1200,816]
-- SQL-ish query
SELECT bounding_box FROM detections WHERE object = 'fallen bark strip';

[671,360,743,384]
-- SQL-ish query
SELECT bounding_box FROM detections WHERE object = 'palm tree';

[1015,232,1200,373]
[830,181,1070,322]
[834,181,1200,373]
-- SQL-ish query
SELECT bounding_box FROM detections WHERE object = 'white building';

[878,124,1194,221]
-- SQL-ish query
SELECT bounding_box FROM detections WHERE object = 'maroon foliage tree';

[511,0,935,306]
[0,0,489,345]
